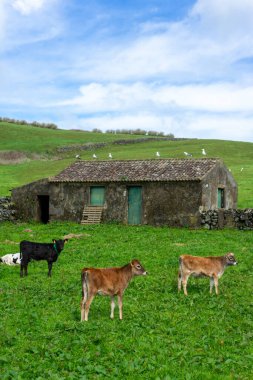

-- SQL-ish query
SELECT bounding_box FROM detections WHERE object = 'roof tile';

[49,159,219,183]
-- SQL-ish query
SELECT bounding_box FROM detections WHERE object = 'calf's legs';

[118,294,123,320]
[178,270,182,292]
[178,267,189,296]
[110,296,115,319]
[210,275,219,294]
[20,261,28,277]
[213,275,219,295]
[182,274,189,296]
[48,261,53,277]
[210,277,214,293]
[82,294,95,321]
[80,278,95,322]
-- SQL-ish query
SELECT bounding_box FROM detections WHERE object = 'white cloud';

[185,115,253,142]
[58,82,153,112]
[154,83,253,113]
[59,111,253,143]
[57,82,253,115]
[12,0,45,15]
[0,0,62,52]
[63,0,253,84]
[60,113,175,134]
[55,80,253,142]
[190,0,253,38]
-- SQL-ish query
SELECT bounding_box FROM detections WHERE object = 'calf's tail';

[81,270,89,300]
[178,256,183,279]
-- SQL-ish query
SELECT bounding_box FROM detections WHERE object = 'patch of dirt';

[63,233,91,240]
[0,151,29,164]
[4,240,19,245]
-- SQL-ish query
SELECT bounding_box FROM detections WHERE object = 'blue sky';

[1,0,253,142]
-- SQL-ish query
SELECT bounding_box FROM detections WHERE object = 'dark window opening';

[217,188,225,208]
[38,195,49,224]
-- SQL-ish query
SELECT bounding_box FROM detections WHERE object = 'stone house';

[11,159,237,227]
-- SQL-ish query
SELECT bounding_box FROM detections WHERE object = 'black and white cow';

[0,253,21,265]
[20,239,67,277]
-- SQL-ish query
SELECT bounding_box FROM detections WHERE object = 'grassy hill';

[0,121,253,208]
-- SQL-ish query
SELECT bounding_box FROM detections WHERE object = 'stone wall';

[201,209,253,230]
[0,196,16,222]
[12,179,50,221]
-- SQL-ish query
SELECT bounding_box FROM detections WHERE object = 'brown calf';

[80,259,147,321]
[178,252,237,295]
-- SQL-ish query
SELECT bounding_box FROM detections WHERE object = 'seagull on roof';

[92,154,97,159]
[184,152,192,157]
[202,148,207,155]
[108,153,113,159]
[156,151,160,157]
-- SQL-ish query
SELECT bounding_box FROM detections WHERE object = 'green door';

[128,187,142,225]
[90,186,105,206]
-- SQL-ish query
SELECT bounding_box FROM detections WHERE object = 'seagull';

[241,167,244,172]
[92,154,97,159]
[184,152,192,157]
[108,153,113,159]
[156,151,160,157]
[75,154,81,159]
[202,148,207,155]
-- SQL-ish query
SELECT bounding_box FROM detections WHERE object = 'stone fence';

[1,195,253,230]
[0,196,16,222]
[200,209,253,230]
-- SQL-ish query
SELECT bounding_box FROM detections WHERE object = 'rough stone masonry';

[0,197,16,222]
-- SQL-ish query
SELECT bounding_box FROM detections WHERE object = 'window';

[217,188,225,208]
[90,186,105,206]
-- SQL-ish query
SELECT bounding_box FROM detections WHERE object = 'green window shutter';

[90,187,105,206]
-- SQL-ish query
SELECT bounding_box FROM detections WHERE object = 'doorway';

[37,195,49,224]
[128,186,142,225]
[217,188,225,208]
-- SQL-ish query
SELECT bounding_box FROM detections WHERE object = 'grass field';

[0,222,253,379]
[1,122,253,208]
[0,122,142,155]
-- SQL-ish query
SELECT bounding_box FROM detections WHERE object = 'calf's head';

[225,252,237,266]
[53,239,68,252]
[131,259,147,276]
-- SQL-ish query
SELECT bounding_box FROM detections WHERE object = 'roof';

[49,159,221,183]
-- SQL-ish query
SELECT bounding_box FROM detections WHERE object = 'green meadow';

[0,122,253,379]
[1,222,253,380]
